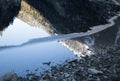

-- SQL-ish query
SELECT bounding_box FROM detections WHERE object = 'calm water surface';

[0,18,74,76]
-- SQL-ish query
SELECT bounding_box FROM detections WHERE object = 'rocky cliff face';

[1,0,120,33]
[0,0,21,31]
[44,0,120,33]
[20,0,120,34]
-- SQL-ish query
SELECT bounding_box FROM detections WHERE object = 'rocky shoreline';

[19,46,120,81]
[0,46,120,81]
[0,0,120,81]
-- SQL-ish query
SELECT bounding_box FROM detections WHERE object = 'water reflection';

[59,17,120,57]
[18,0,120,57]
[0,18,49,46]
[0,18,74,76]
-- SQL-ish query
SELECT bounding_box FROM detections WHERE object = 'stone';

[88,68,103,74]
[0,72,18,81]
[42,61,51,66]
[67,59,77,63]
[64,73,70,78]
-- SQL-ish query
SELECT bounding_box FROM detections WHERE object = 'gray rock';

[67,58,77,63]
[42,61,51,66]
[88,68,103,74]
[64,73,70,78]
[0,72,18,81]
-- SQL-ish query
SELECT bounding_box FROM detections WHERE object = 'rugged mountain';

[1,0,120,33]
[17,0,120,56]
[20,0,120,34]
[0,0,120,55]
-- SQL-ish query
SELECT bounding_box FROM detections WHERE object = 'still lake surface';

[0,18,75,76]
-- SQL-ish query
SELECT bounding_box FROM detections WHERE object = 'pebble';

[88,68,103,74]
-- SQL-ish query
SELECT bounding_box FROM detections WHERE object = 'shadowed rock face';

[23,0,120,34]
[1,0,120,33]
[0,0,21,31]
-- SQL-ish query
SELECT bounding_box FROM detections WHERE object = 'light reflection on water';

[0,18,50,46]
[0,18,74,76]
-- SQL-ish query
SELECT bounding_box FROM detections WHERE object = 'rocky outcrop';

[0,0,21,31]
[0,0,120,33]
[18,0,120,34]
[17,0,55,35]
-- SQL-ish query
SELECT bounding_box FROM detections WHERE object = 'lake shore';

[0,0,120,81]
[1,46,120,81]
[20,46,120,81]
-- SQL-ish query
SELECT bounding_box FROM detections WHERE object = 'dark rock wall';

[0,0,118,55]
[24,0,120,34]
[0,0,21,31]
[1,0,120,33]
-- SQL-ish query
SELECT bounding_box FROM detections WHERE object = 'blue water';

[0,18,74,76]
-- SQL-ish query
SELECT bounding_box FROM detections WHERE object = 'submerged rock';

[42,61,51,66]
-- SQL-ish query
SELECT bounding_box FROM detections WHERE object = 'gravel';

[17,46,120,81]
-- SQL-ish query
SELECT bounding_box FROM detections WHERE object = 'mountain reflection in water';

[0,18,74,76]
[2,13,120,57]
[0,12,120,76]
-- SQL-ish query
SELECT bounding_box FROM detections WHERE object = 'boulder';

[0,72,18,81]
